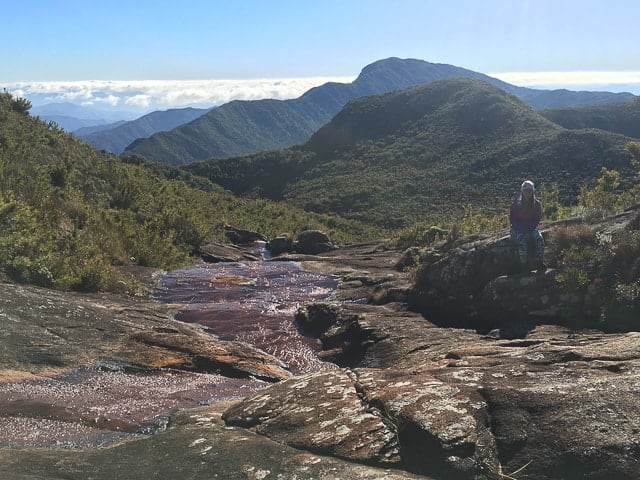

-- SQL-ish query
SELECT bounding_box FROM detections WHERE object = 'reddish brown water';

[0,367,266,448]
[1,257,339,448]
[154,259,340,374]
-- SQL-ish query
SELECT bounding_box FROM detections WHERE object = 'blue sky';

[1,0,639,112]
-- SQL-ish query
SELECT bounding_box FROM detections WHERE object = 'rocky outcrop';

[2,231,640,479]
[265,234,294,255]
[231,300,640,479]
[131,330,291,381]
[267,230,336,256]
[410,208,640,335]
[223,226,267,245]
[198,240,262,262]
[295,230,336,254]
[0,401,427,480]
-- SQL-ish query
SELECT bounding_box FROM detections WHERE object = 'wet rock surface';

[0,401,429,480]
[1,236,640,479]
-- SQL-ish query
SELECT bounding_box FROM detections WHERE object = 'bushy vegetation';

[546,141,640,329]
[547,215,640,331]
[540,97,640,140]
[410,140,640,330]
[185,79,636,230]
[0,92,379,293]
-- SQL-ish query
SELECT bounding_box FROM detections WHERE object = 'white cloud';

[489,71,640,94]
[84,94,120,107]
[0,77,356,113]
[4,73,636,117]
[125,94,152,108]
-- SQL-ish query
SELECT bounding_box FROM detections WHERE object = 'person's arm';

[509,202,517,227]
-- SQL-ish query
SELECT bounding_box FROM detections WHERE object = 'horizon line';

[2,70,640,86]
[3,71,638,112]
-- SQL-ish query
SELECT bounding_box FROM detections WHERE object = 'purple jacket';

[510,196,542,234]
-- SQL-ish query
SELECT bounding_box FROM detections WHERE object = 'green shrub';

[577,167,627,218]
[538,184,568,221]
[548,219,640,330]
[448,205,507,241]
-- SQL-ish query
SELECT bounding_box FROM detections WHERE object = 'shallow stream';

[154,259,339,374]
[0,255,339,448]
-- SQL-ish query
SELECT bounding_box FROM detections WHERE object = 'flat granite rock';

[2,235,640,479]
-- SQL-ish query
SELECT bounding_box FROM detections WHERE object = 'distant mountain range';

[182,77,638,228]
[31,102,141,131]
[540,97,640,139]
[77,107,209,153]
[122,58,635,165]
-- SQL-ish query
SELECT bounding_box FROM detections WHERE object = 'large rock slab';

[252,301,640,479]
[0,402,428,480]
[0,278,289,450]
[2,235,640,479]
[0,280,289,381]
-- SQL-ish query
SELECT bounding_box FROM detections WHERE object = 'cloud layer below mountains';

[2,77,355,115]
[2,72,638,120]
[490,71,640,94]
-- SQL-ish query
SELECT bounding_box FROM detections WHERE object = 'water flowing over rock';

[1,229,640,479]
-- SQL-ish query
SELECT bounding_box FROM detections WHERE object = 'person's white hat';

[521,180,535,191]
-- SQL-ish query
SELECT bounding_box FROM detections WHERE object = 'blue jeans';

[510,228,544,265]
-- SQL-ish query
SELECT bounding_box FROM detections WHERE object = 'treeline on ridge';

[183,78,639,229]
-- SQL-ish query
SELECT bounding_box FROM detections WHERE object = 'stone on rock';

[295,230,335,254]
[198,240,262,263]
[223,226,266,245]
[266,234,293,255]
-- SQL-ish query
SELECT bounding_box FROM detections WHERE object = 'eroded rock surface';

[409,208,639,334]
[2,233,640,479]
[0,401,429,480]
[234,300,640,479]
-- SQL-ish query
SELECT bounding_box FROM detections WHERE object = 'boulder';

[223,226,266,245]
[198,240,262,262]
[223,370,402,467]
[266,234,294,255]
[295,230,335,254]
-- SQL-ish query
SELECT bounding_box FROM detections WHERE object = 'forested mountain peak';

[183,78,637,229]
[125,58,634,165]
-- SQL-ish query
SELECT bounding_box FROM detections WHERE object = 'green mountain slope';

[540,97,640,139]
[0,92,377,292]
[183,78,637,229]
[125,57,634,165]
[125,99,322,163]
[78,107,209,153]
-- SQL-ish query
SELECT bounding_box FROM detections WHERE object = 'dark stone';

[198,240,261,262]
[295,230,335,254]
[223,226,266,245]
[266,234,293,255]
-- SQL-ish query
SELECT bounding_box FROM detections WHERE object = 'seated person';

[510,180,545,271]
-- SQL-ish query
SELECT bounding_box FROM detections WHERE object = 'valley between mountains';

[1,57,640,479]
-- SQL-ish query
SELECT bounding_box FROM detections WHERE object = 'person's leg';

[512,230,528,266]
[531,229,545,268]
